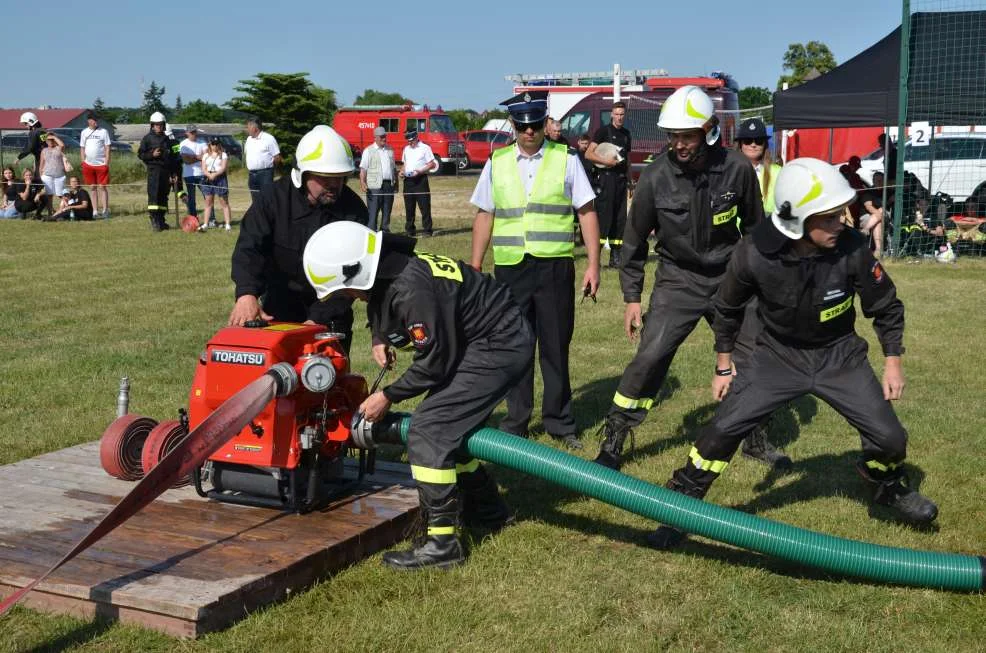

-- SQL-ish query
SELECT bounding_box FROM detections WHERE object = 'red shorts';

[82,161,110,185]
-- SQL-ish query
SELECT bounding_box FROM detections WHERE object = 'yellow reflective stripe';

[427,526,456,536]
[455,458,481,474]
[612,391,654,411]
[688,447,729,474]
[796,173,823,208]
[410,465,457,484]
[147,205,167,210]
[367,231,377,254]
[819,296,852,322]
[415,252,462,282]
[301,140,323,162]
[864,459,901,472]
[609,239,623,245]
[713,205,737,226]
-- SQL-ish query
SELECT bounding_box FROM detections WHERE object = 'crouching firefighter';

[303,221,534,569]
[647,158,939,549]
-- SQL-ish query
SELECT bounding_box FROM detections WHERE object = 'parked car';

[169,129,243,159]
[459,130,511,167]
[858,133,986,202]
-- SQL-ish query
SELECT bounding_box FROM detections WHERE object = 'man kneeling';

[648,158,938,549]
[304,222,533,569]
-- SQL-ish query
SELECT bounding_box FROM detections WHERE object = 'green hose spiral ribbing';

[394,415,984,592]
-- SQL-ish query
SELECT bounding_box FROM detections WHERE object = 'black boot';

[608,245,622,269]
[593,418,634,470]
[150,214,162,232]
[856,460,938,525]
[383,493,465,570]
[646,468,713,550]
[741,421,792,470]
[460,465,514,533]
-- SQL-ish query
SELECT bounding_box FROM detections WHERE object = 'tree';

[446,109,486,132]
[140,80,168,119]
[177,99,224,123]
[777,41,837,89]
[92,96,106,114]
[354,89,413,106]
[174,94,183,115]
[738,86,773,123]
[228,72,338,165]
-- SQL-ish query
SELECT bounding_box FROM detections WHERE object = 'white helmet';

[303,222,383,300]
[291,125,355,189]
[771,158,857,239]
[20,111,39,127]
[657,85,720,145]
[149,111,166,124]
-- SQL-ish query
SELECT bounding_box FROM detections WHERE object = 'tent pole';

[891,0,911,257]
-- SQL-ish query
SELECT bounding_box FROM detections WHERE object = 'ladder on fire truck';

[504,66,668,89]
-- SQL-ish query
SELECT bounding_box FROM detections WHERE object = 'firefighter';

[229,125,368,350]
[647,158,938,549]
[469,90,601,450]
[303,221,533,569]
[594,86,785,470]
[17,112,47,177]
[137,112,182,231]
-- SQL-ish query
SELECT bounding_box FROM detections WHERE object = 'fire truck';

[332,105,468,173]
[508,66,740,180]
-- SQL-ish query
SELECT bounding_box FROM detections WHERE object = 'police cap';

[737,118,768,140]
[500,90,548,124]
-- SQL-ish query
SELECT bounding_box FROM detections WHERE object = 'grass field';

[2,173,985,652]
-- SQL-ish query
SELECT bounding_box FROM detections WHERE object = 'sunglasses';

[740,138,767,146]
[513,119,545,132]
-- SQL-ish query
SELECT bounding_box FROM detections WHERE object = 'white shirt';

[80,127,111,166]
[359,143,396,181]
[469,142,596,213]
[179,138,207,177]
[401,142,436,177]
[244,131,280,171]
[204,151,228,174]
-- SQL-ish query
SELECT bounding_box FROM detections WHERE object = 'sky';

[0,0,906,113]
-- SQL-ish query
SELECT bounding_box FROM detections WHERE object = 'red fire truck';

[332,105,468,173]
[508,67,740,180]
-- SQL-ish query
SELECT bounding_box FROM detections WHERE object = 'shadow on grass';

[22,616,114,653]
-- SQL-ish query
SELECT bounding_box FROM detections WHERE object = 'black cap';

[86,111,98,121]
[500,91,548,124]
[737,118,768,140]
[404,128,418,140]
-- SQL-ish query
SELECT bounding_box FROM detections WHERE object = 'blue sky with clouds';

[1,0,904,111]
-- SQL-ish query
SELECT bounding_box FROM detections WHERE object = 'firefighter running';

[647,158,939,549]
[137,112,185,232]
[304,222,533,570]
[593,85,785,470]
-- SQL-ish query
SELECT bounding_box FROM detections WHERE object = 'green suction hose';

[390,414,984,592]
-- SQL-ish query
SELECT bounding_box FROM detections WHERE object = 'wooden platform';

[0,442,418,638]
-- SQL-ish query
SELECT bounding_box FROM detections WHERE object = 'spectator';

[877,133,898,180]
[359,126,398,231]
[1,166,20,218]
[39,133,68,216]
[244,118,281,201]
[47,176,93,221]
[201,137,232,231]
[14,169,46,219]
[400,128,437,237]
[545,118,565,144]
[735,117,780,214]
[857,180,886,257]
[179,125,207,219]
[80,111,112,218]
[17,112,45,176]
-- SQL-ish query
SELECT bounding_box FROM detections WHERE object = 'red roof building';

[0,108,90,131]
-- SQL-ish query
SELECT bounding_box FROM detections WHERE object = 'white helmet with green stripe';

[771,158,857,239]
[291,125,355,188]
[303,221,382,300]
[657,85,720,145]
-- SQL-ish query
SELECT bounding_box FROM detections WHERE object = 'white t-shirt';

[179,139,208,177]
[204,152,228,174]
[401,142,436,177]
[80,127,111,166]
[245,131,280,171]
[469,142,596,213]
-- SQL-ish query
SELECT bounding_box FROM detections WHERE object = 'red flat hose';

[0,374,277,616]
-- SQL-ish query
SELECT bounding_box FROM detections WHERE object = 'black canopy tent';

[773,11,986,129]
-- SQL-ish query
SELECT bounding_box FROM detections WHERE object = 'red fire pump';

[99,321,388,513]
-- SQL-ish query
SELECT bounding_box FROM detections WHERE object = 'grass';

[2,173,986,652]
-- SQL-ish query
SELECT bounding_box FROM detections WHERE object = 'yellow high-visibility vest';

[490,141,574,266]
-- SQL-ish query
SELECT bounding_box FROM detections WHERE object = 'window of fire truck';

[428,115,457,134]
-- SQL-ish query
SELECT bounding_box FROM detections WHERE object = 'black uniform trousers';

[596,171,628,245]
[690,331,907,472]
[609,261,758,427]
[146,166,172,223]
[408,309,534,506]
[402,175,432,235]
[495,255,577,437]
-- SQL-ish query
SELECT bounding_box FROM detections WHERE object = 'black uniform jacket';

[621,147,763,303]
[137,131,179,171]
[17,126,45,163]
[231,176,368,326]
[714,218,905,356]
[369,247,518,403]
